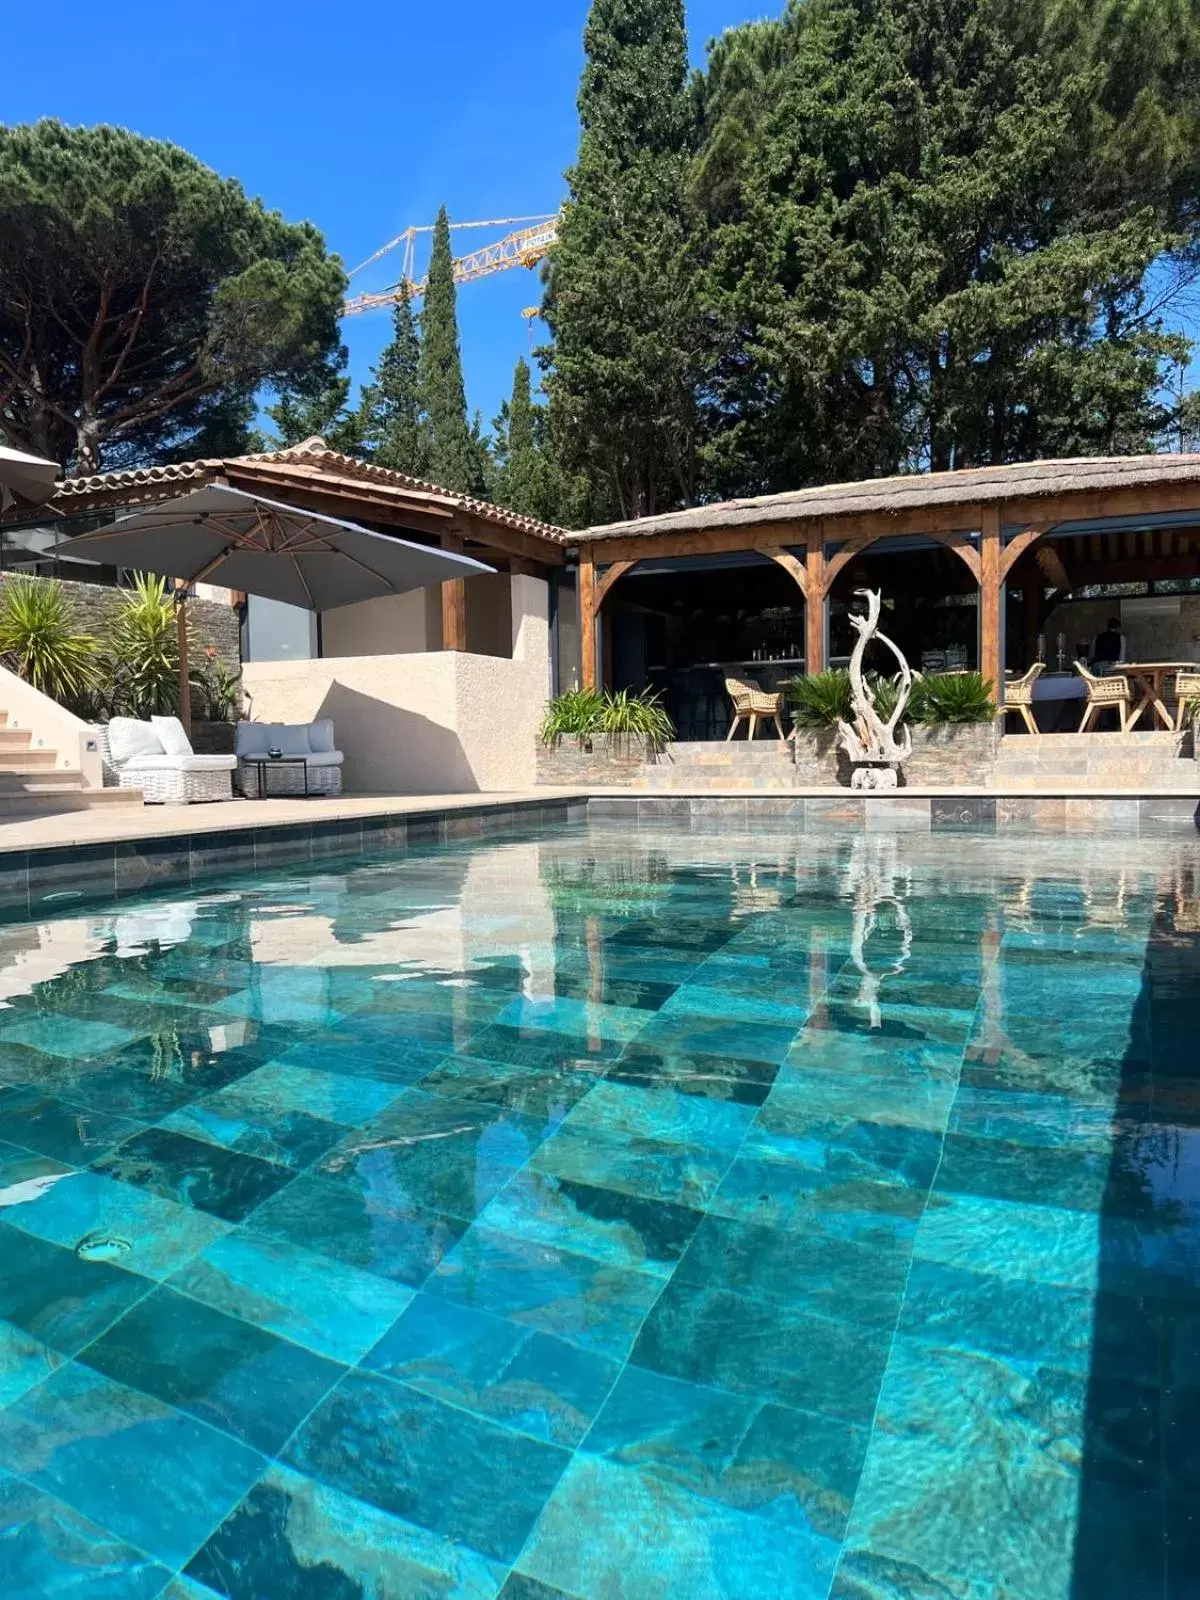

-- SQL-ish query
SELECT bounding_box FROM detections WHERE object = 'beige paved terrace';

[0,790,584,853]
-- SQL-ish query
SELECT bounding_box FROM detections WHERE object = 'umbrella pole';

[174,586,191,738]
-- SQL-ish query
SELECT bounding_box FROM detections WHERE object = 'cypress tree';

[543,0,699,518]
[419,206,479,493]
[359,285,429,476]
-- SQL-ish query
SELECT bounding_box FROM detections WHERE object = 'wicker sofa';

[235,720,344,798]
[103,716,237,804]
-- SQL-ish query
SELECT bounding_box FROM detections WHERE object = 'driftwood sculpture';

[837,588,913,790]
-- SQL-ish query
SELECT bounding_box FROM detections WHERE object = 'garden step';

[0,750,61,771]
[0,769,86,793]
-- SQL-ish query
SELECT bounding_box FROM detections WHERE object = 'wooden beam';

[1034,542,1073,593]
[758,545,807,597]
[999,525,1050,583]
[980,504,1003,702]
[805,524,827,674]
[440,534,467,651]
[593,559,637,611]
[579,551,597,690]
[823,535,881,593]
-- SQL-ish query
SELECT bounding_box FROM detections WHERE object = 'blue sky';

[4,0,770,433]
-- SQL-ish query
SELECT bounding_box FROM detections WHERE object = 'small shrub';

[911,672,995,724]
[191,650,242,722]
[540,687,674,746]
[0,577,100,701]
[786,670,853,728]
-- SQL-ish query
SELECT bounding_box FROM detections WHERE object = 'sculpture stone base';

[851,763,899,791]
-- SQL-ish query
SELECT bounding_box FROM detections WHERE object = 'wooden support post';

[441,536,468,651]
[980,505,1003,702]
[579,553,597,690]
[805,524,827,674]
[174,585,191,738]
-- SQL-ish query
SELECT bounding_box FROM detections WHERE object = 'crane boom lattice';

[343,214,559,317]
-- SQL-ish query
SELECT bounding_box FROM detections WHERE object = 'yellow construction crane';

[343,214,559,317]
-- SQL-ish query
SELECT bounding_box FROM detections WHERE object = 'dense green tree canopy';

[419,207,484,493]
[0,120,346,474]
[358,287,430,476]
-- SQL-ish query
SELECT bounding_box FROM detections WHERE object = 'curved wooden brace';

[822,534,883,594]
[1000,524,1053,583]
[592,559,638,612]
[758,545,807,596]
[925,530,981,584]
[822,526,981,595]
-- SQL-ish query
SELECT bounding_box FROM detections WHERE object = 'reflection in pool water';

[0,823,1195,1598]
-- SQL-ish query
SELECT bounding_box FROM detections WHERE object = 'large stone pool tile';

[745,1109,943,1192]
[633,1009,800,1068]
[604,1042,779,1107]
[428,1223,664,1362]
[480,1169,703,1279]
[673,1213,912,1328]
[418,1053,602,1121]
[0,1320,65,1407]
[935,1130,1112,1214]
[515,1453,838,1600]
[947,1083,1116,1149]
[913,1192,1101,1291]
[0,1168,227,1282]
[657,982,813,1031]
[79,1282,344,1455]
[185,1461,506,1599]
[0,1086,145,1166]
[496,994,652,1045]
[283,1367,569,1565]
[0,1222,149,1355]
[0,1471,170,1600]
[91,1127,294,1224]
[363,1292,619,1448]
[531,1122,730,1211]
[169,1228,413,1365]
[783,1028,965,1085]
[838,1336,1087,1598]
[0,1363,265,1570]
[249,1171,467,1287]
[765,1069,957,1133]
[460,1022,625,1075]
[0,1015,140,1062]
[278,1034,447,1086]
[584,1365,867,1542]
[159,1098,344,1173]
[632,1277,891,1426]
[562,1079,756,1156]
[191,1058,406,1126]
[710,1152,925,1247]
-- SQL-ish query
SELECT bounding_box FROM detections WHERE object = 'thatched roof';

[577,454,1200,541]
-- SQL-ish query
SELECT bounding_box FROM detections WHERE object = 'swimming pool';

[0,821,1195,1598]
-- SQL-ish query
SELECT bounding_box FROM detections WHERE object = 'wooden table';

[1120,662,1195,730]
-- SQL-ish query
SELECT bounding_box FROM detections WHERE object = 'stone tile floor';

[0,822,1195,1597]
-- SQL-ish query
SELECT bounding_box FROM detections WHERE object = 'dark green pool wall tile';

[27,846,116,913]
[0,851,29,919]
[188,829,256,883]
[113,838,192,898]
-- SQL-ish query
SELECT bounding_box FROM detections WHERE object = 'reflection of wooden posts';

[585,912,604,1056]
[980,505,1003,701]
[806,523,827,674]
[441,535,467,651]
[580,553,597,690]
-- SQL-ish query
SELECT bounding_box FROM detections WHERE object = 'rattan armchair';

[724,676,787,741]
[1002,661,1045,734]
[1174,669,1200,731]
[1074,661,1132,732]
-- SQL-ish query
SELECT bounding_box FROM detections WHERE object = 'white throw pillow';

[308,719,335,753]
[235,720,267,757]
[151,716,193,757]
[107,717,165,765]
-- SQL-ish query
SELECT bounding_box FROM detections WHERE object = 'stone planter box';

[792,722,998,786]
[536,732,663,785]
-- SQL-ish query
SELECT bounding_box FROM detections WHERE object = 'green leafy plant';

[540,687,674,746]
[786,670,853,728]
[0,576,100,701]
[190,650,242,722]
[911,672,996,724]
[108,573,179,717]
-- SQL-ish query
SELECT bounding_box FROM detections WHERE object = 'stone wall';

[0,574,241,675]
[903,724,999,785]
[536,734,661,785]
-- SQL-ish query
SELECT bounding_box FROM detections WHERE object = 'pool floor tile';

[0,1223,150,1355]
[283,1367,570,1565]
[91,1126,294,1223]
[0,1472,171,1600]
[0,1363,265,1569]
[79,1283,345,1455]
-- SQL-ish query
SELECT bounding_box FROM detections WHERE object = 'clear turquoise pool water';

[0,822,1195,1599]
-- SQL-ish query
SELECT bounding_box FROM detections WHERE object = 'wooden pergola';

[17,436,568,649]
[574,454,1200,696]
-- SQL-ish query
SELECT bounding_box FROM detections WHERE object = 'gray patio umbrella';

[0,445,60,510]
[54,483,494,730]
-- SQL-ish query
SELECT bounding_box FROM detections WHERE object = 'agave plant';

[109,573,179,717]
[911,671,996,724]
[0,576,100,702]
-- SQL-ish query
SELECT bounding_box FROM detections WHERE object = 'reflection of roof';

[577,454,1200,542]
[37,436,568,552]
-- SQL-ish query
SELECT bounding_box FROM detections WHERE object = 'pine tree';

[542,0,700,518]
[419,207,480,493]
[358,286,429,476]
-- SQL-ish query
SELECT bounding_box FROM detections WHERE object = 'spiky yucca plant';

[110,573,179,717]
[0,577,100,701]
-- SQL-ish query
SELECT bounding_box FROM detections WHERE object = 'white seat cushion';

[121,754,238,772]
[151,716,194,757]
[108,718,165,764]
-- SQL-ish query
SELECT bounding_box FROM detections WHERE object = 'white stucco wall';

[320,590,433,657]
[242,575,550,794]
